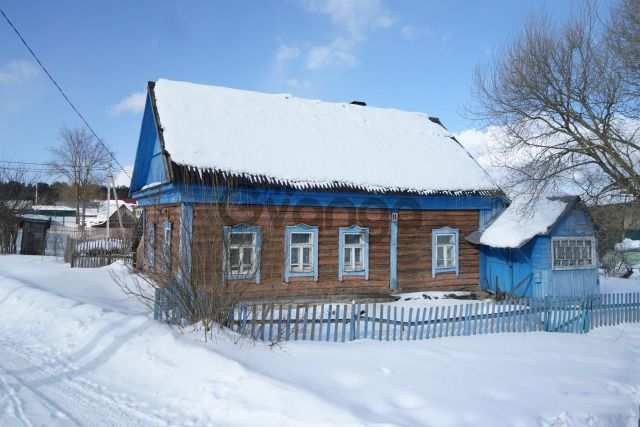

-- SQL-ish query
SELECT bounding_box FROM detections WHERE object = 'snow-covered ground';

[0,255,639,426]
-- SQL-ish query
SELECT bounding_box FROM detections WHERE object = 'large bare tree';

[473,1,640,203]
[49,128,112,227]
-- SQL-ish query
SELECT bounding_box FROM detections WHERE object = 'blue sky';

[0,0,613,183]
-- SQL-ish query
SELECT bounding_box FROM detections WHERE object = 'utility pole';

[106,178,111,238]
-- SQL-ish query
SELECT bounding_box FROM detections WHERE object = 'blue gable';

[129,91,169,195]
[550,205,595,237]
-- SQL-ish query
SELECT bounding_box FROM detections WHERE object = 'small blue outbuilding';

[469,196,599,298]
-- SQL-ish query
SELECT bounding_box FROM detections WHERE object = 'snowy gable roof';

[150,79,499,195]
[477,197,576,248]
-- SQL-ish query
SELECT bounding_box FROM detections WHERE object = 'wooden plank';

[342,304,348,343]
[393,307,398,341]
[334,305,340,342]
[365,303,372,339]
[444,306,451,337]
[386,305,391,341]
[326,304,332,342]
[302,305,309,340]
[379,304,384,341]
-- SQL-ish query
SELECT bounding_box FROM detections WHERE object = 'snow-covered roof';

[151,79,499,195]
[32,205,75,212]
[615,239,640,252]
[86,201,135,227]
[477,197,575,248]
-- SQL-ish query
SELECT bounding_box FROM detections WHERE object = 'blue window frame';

[338,226,369,280]
[432,227,459,277]
[146,221,156,270]
[162,221,172,272]
[223,225,261,283]
[284,224,319,282]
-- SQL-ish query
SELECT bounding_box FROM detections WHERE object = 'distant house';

[87,201,137,229]
[29,205,76,226]
[129,79,506,302]
[470,196,599,298]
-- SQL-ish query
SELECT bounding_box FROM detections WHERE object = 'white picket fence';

[214,293,640,343]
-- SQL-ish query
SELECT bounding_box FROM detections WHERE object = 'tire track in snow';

[0,372,34,427]
[0,337,185,426]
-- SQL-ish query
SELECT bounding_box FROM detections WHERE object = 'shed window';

[432,227,459,277]
[552,237,595,269]
[224,225,261,282]
[284,225,319,281]
[338,226,369,280]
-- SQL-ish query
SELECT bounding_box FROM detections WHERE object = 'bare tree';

[473,2,640,203]
[111,180,258,343]
[49,128,112,227]
[0,167,34,253]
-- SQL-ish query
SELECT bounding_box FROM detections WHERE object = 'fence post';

[334,305,340,343]
[350,303,356,341]
[325,304,332,342]
[363,303,369,339]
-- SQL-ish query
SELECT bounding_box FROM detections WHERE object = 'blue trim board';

[162,221,172,272]
[284,224,319,282]
[223,224,262,284]
[389,211,398,289]
[179,204,193,281]
[432,227,460,278]
[133,183,504,211]
[338,225,369,280]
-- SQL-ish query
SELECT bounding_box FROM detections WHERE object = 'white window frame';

[551,236,597,270]
[223,225,261,283]
[338,226,369,280]
[284,225,319,281]
[432,227,459,277]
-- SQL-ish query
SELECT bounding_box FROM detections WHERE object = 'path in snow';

[0,336,187,427]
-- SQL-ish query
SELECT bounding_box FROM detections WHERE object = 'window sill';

[551,265,597,271]
[225,274,258,282]
[432,267,458,278]
[341,271,368,279]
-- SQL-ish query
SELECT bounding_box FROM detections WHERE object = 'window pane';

[445,246,454,267]
[303,247,311,265]
[437,246,445,267]
[354,247,363,271]
[229,248,240,267]
[344,247,351,265]
[230,232,254,246]
[345,234,362,245]
[291,247,299,266]
[242,247,253,265]
[437,234,453,245]
[291,232,311,244]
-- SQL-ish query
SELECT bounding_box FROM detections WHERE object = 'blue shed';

[468,196,599,298]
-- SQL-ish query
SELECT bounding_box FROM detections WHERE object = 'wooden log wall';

[143,203,482,301]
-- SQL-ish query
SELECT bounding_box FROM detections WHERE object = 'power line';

[0,160,113,171]
[0,7,131,179]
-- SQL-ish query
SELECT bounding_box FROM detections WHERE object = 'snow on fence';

[66,237,132,268]
[158,292,640,343]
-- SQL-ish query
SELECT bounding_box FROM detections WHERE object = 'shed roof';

[471,196,580,249]
[148,79,500,196]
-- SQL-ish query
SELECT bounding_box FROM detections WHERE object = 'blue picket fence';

[225,293,640,343]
